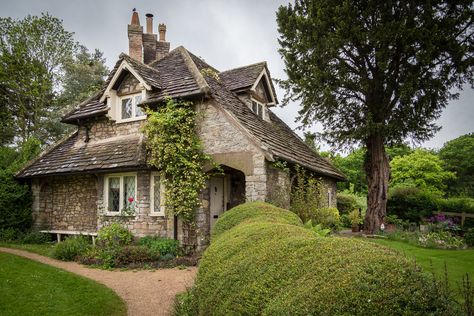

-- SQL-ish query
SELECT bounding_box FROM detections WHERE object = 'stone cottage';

[16,10,345,250]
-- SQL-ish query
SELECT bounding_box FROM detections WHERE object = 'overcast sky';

[2,0,473,152]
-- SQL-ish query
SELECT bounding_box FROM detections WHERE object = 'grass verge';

[0,252,126,315]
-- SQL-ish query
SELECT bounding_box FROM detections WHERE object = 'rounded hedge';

[211,201,302,240]
[183,202,451,315]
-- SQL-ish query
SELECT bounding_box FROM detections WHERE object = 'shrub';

[52,236,90,261]
[138,236,180,257]
[417,231,465,249]
[464,229,474,247]
[211,201,302,240]
[437,197,474,214]
[0,227,20,242]
[20,231,50,244]
[180,202,453,315]
[311,206,340,229]
[336,193,358,214]
[97,223,133,249]
[387,186,439,222]
[114,245,159,267]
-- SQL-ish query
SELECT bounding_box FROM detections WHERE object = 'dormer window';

[251,99,265,119]
[119,93,145,121]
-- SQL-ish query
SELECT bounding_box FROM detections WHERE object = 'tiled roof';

[16,133,147,178]
[189,52,345,180]
[62,54,162,123]
[25,47,344,180]
[220,62,266,91]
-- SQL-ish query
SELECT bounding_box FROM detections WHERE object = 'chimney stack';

[158,23,166,42]
[128,8,143,62]
[126,9,170,64]
[145,13,153,34]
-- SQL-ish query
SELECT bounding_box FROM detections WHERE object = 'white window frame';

[104,173,138,216]
[117,91,146,123]
[251,98,265,120]
[150,172,166,216]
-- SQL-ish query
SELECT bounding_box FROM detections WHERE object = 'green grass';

[367,238,474,289]
[0,242,56,257]
[0,252,126,316]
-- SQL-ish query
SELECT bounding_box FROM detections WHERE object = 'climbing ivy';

[143,98,211,223]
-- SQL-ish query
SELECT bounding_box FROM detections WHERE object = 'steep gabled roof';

[220,62,266,91]
[189,52,345,180]
[28,47,344,181]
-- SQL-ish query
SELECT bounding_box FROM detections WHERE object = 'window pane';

[121,98,132,119]
[153,176,161,213]
[252,101,258,114]
[135,95,145,117]
[123,176,136,209]
[108,177,120,212]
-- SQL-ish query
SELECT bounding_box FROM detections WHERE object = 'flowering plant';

[121,197,137,216]
[427,213,461,234]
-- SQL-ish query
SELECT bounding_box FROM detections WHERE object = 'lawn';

[0,242,56,257]
[0,252,126,316]
[366,238,474,290]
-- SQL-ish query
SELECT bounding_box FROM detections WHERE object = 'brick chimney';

[156,23,170,60]
[127,9,170,63]
[128,9,143,62]
[142,13,157,64]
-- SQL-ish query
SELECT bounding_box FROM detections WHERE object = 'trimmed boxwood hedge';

[211,201,303,240]
[177,202,452,315]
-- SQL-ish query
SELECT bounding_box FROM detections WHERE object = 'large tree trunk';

[364,134,390,234]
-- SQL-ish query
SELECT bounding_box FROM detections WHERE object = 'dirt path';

[0,247,197,316]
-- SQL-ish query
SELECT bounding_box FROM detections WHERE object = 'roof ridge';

[120,53,164,74]
[220,61,267,74]
[176,46,210,96]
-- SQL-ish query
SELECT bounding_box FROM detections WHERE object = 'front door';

[210,176,224,228]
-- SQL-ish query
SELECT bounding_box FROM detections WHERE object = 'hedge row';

[176,202,452,315]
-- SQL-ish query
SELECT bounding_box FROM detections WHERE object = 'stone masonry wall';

[32,175,97,232]
[266,163,291,209]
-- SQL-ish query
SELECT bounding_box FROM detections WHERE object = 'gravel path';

[0,247,197,316]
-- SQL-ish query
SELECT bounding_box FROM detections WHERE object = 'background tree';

[277,1,474,232]
[439,133,474,197]
[390,149,455,196]
[59,45,108,108]
[0,13,76,146]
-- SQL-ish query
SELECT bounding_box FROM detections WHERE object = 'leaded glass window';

[108,177,120,212]
[121,97,132,119]
[135,95,144,117]
[123,176,136,208]
[153,175,161,213]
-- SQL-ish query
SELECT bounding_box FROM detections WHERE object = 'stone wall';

[321,177,337,208]
[266,163,291,209]
[31,175,98,232]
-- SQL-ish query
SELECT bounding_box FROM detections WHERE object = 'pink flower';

[128,197,134,203]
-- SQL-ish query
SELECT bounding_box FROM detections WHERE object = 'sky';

[2,0,473,152]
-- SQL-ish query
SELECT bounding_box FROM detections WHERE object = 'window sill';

[116,116,146,124]
[149,213,165,217]
[103,212,137,217]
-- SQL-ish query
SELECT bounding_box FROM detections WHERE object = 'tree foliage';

[143,98,211,223]
[277,0,473,232]
[0,138,41,231]
[439,133,474,197]
[0,13,76,146]
[390,149,455,195]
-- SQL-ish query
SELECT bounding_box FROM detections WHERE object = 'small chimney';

[158,23,166,42]
[145,13,153,34]
[128,8,143,62]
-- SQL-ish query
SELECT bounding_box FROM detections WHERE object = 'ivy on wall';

[143,98,211,223]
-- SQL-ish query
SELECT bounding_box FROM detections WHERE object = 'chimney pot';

[131,9,140,26]
[145,13,153,34]
[158,23,167,42]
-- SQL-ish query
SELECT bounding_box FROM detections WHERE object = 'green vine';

[143,98,211,223]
